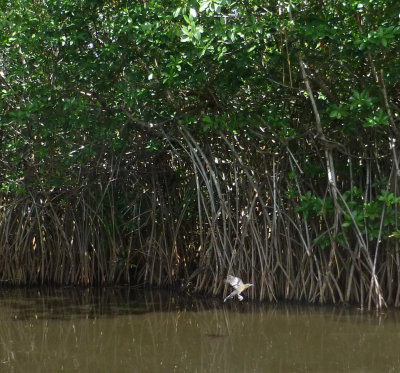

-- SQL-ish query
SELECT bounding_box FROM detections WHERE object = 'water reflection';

[0,287,399,373]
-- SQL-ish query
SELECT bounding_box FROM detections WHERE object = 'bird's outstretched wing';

[226,275,244,289]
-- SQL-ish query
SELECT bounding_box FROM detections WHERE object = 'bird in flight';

[224,275,253,302]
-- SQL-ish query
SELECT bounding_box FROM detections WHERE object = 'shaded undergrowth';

[1,128,399,310]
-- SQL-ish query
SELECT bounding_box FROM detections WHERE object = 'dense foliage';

[1,0,399,309]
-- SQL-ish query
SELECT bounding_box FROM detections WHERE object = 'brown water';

[0,288,399,373]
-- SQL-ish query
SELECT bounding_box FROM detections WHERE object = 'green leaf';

[199,1,209,12]
[189,8,197,18]
[173,7,181,18]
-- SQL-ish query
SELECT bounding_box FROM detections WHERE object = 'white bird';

[224,275,253,302]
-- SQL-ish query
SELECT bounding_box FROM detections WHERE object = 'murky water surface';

[0,287,400,373]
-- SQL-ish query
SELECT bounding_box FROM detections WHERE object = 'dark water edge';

[1,287,400,373]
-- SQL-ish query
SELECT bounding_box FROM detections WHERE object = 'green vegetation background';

[0,0,399,309]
